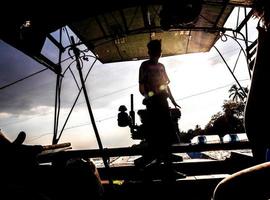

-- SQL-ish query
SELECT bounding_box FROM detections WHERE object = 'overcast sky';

[0,8,258,149]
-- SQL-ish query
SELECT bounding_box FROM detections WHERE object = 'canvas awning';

[0,0,255,69]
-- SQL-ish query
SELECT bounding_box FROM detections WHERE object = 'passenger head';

[147,39,162,58]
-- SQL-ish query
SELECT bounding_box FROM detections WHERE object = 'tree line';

[179,84,249,143]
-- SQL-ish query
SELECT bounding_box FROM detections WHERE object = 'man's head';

[147,39,162,58]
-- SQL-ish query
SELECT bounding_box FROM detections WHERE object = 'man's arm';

[139,62,147,97]
[167,86,181,108]
[139,83,145,96]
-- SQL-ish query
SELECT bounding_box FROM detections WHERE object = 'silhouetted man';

[138,39,185,180]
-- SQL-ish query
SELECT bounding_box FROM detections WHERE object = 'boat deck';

[98,151,255,200]
[103,174,227,200]
[36,142,254,200]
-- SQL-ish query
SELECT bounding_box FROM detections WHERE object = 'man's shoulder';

[141,60,150,66]
[139,60,150,71]
[158,62,165,67]
[140,60,164,67]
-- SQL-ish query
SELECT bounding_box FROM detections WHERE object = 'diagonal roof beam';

[235,8,254,32]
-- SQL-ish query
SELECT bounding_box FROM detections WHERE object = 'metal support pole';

[130,94,135,126]
[70,36,113,186]
[52,29,63,145]
[52,73,61,144]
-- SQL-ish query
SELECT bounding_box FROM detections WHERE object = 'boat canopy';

[0,0,254,71]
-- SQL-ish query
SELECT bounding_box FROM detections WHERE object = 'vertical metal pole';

[52,74,61,144]
[53,29,63,145]
[130,94,135,126]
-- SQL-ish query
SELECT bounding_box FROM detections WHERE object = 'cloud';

[0,43,94,115]
[0,71,56,115]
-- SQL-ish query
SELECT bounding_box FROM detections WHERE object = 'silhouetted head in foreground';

[147,39,162,60]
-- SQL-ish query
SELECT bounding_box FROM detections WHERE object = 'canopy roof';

[0,0,254,70]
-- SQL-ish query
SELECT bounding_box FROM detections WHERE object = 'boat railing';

[37,140,251,164]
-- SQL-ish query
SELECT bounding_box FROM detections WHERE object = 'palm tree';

[229,84,248,102]
[229,84,240,102]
